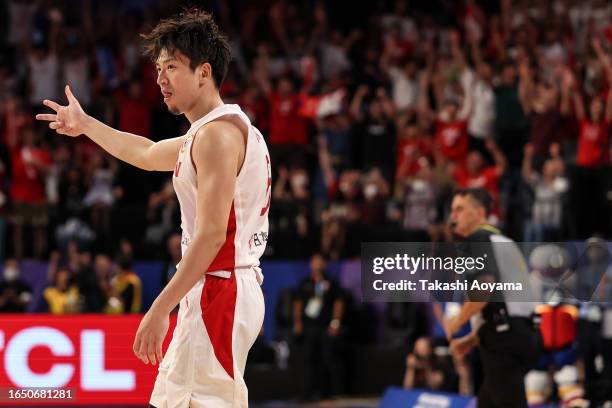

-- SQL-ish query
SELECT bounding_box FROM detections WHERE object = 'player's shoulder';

[193,119,244,148]
[190,119,245,168]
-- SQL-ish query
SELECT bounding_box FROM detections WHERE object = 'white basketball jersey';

[172,104,271,276]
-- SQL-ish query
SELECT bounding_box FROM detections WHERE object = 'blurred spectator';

[62,29,94,108]
[117,79,152,138]
[518,60,566,164]
[57,165,86,221]
[396,110,430,169]
[350,85,396,180]
[379,52,419,113]
[7,123,52,259]
[565,45,612,169]
[452,139,507,223]
[6,0,36,47]
[0,258,32,312]
[71,249,105,313]
[161,232,182,287]
[360,167,392,235]
[403,337,453,392]
[83,151,118,250]
[466,35,495,153]
[94,253,113,301]
[417,48,472,166]
[256,73,310,167]
[43,266,80,315]
[145,178,180,252]
[26,8,61,110]
[110,255,142,314]
[321,169,363,259]
[239,82,269,133]
[398,157,437,241]
[293,253,346,399]
[494,62,529,168]
[271,164,314,258]
[522,143,568,242]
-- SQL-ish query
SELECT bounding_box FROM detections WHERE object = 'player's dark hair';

[454,188,492,216]
[141,8,231,88]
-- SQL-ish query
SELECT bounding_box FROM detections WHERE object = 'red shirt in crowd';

[268,93,309,145]
[576,119,610,167]
[239,92,269,135]
[118,95,151,138]
[453,165,501,215]
[396,136,433,179]
[10,146,52,203]
[435,120,468,163]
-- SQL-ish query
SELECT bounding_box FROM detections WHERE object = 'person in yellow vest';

[43,267,80,314]
[111,255,142,314]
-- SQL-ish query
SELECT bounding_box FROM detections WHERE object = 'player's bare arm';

[132,119,245,365]
[36,85,184,172]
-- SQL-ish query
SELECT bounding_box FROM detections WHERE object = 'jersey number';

[260,155,271,216]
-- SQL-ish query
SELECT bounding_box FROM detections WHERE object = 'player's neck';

[184,92,224,124]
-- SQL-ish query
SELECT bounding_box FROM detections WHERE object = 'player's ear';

[199,63,212,85]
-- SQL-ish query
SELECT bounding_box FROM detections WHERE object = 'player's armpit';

[144,135,187,172]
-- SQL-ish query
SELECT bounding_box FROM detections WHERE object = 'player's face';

[450,195,484,237]
[156,49,202,115]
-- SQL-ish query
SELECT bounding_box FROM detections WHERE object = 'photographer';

[403,337,454,392]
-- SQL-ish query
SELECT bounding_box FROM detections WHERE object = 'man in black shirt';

[0,259,33,312]
[443,188,540,408]
[293,253,346,399]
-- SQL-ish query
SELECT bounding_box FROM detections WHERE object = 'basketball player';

[36,9,269,408]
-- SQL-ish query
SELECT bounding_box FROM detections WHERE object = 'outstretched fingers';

[65,85,78,104]
[42,99,62,112]
[36,114,57,122]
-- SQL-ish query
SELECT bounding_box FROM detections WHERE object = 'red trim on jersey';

[200,273,237,379]
[208,203,236,271]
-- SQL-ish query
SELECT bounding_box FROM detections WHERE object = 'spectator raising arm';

[518,61,535,115]
[485,138,507,176]
[592,37,612,121]
[571,83,586,122]
[521,142,535,182]
[560,68,574,116]
[349,85,368,122]
[317,135,336,196]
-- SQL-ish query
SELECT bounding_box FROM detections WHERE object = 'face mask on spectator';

[553,177,568,193]
[412,179,427,192]
[291,174,308,189]
[364,184,378,199]
[4,267,19,282]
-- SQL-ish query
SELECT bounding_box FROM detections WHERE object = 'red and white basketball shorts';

[149,268,265,408]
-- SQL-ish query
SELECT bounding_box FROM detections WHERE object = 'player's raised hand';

[35,85,88,137]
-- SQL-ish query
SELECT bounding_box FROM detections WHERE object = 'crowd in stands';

[0,0,610,262]
[1,0,612,405]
